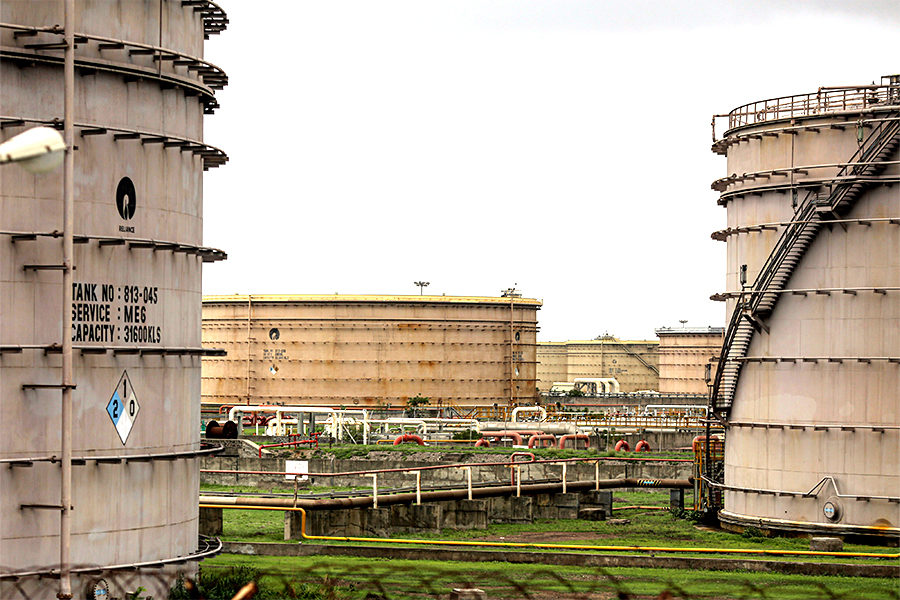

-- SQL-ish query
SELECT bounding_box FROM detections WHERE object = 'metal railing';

[726,77,900,130]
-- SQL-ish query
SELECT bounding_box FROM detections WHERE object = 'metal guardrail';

[726,77,900,130]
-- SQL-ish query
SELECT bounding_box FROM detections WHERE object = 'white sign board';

[285,460,309,481]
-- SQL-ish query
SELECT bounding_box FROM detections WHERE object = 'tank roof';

[203,293,542,306]
[538,339,658,345]
[655,326,725,336]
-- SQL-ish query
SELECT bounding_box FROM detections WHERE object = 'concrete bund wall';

[201,454,692,489]
[289,491,619,539]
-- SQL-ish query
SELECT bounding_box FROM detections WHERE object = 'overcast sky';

[201,1,898,342]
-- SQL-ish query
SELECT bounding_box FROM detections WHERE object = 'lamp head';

[0,126,66,173]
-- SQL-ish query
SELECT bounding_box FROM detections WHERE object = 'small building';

[655,326,724,395]
[202,294,541,409]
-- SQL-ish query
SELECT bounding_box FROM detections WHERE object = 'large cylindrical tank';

[0,2,227,597]
[710,76,899,539]
[201,294,541,409]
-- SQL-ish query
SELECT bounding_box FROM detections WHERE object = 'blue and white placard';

[107,371,140,444]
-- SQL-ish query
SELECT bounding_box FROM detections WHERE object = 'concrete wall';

[201,454,692,489]
[201,295,541,408]
[714,82,900,534]
[291,491,617,538]
[536,338,660,393]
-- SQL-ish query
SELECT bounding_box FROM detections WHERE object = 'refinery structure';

[1,1,898,594]
[0,1,227,598]
[708,77,899,538]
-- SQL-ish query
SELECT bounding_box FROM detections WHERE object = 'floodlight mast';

[414,281,430,295]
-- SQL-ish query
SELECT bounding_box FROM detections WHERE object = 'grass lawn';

[197,553,900,599]
[202,486,899,566]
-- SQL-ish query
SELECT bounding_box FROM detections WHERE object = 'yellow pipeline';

[199,504,900,560]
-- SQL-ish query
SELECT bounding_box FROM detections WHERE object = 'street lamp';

[414,281,429,295]
[0,126,66,173]
[1,122,70,598]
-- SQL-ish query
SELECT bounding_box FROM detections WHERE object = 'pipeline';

[393,434,425,446]
[527,434,556,449]
[557,434,589,450]
[258,438,318,458]
[200,478,692,511]
[198,503,900,560]
[200,454,690,480]
[635,440,651,452]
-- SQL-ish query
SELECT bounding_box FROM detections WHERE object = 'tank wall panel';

[203,297,540,407]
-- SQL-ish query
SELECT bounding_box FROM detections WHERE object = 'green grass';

[207,488,900,565]
[199,554,900,599]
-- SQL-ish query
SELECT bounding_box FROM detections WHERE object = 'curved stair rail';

[710,113,900,416]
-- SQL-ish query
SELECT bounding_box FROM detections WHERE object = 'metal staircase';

[710,113,900,415]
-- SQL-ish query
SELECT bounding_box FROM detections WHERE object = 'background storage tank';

[536,336,660,394]
[655,325,723,395]
[201,294,541,409]
[709,76,899,538]
[0,2,227,597]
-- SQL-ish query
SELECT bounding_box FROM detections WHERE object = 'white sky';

[201,1,898,342]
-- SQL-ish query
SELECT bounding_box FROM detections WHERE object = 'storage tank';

[709,76,899,539]
[202,294,541,409]
[0,2,228,597]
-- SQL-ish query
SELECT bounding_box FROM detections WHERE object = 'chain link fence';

[3,558,897,599]
[176,560,898,600]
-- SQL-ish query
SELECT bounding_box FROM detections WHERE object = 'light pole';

[414,281,429,295]
[500,286,520,406]
[0,124,69,596]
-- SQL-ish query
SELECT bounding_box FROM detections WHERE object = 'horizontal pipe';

[200,455,690,479]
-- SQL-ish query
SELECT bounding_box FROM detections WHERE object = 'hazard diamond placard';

[107,370,140,444]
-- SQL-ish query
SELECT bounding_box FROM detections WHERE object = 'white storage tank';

[0,1,228,597]
[709,76,899,539]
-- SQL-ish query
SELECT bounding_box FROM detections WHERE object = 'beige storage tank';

[709,76,899,538]
[202,294,541,409]
[0,2,227,597]
[655,326,723,395]
[536,337,659,394]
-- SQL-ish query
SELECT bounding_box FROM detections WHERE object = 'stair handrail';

[750,117,900,315]
[609,339,659,375]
